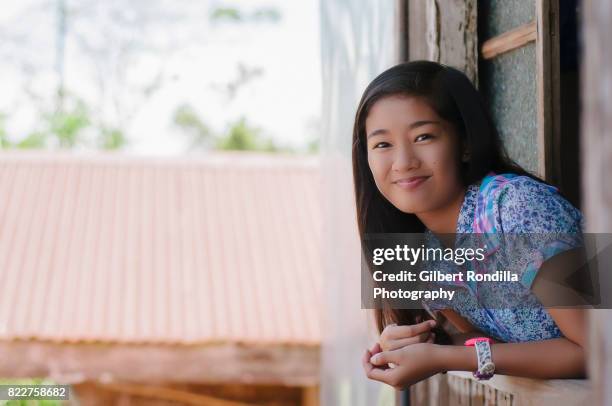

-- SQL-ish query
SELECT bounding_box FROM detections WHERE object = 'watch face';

[481,362,495,375]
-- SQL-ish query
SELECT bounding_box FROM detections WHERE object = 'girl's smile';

[393,175,430,190]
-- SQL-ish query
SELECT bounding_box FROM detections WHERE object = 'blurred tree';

[16,132,47,149]
[98,126,127,150]
[173,104,214,149]
[210,6,282,24]
[211,63,265,101]
[47,100,90,148]
[210,7,242,22]
[304,116,321,154]
[0,0,190,151]
[0,113,9,148]
[216,117,288,153]
[251,8,282,23]
[306,136,320,154]
[0,1,291,154]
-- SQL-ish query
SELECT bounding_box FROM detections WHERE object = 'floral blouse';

[422,172,585,343]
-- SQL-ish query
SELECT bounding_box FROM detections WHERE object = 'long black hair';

[352,61,547,341]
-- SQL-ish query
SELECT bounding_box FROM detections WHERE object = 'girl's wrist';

[433,343,479,373]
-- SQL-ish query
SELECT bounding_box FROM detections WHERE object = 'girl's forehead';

[366,96,442,128]
[366,95,440,122]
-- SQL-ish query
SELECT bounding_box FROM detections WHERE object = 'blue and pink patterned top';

[422,172,584,343]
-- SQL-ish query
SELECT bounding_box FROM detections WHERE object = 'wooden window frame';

[402,0,562,183]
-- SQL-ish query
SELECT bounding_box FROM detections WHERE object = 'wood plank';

[427,373,450,406]
[447,371,591,405]
[302,385,319,406]
[448,374,471,406]
[407,0,430,61]
[410,378,430,405]
[581,0,612,232]
[496,390,513,406]
[582,0,612,404]
[470,381,485,406]
[0,341,319,386]
[536,0,561,181]
[398,0,409,61]
[483,385,497,406]
[481,21,537,60]
[407,0,478,84]
[92,382,259,406]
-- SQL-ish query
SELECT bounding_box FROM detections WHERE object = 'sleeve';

[495,177,585,289]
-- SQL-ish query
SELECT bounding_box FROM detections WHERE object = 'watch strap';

[473,340,495,380]
[464,337,495,380]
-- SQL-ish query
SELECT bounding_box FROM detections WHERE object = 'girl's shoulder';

[474,172,584,234]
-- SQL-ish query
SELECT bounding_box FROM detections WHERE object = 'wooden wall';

[582,0,612,405]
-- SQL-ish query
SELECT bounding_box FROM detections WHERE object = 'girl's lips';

[393,176,430,190]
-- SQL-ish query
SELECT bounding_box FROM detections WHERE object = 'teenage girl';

[354,61,588,389]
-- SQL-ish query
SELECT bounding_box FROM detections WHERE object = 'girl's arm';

[439,257,590,378]
[436,336,586,379]
[364,308,588,388]
[440,308,588,378]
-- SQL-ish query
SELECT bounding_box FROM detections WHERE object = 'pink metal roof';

[0,151,322,346]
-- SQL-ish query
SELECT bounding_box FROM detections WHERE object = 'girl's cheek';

[368,161,385,188]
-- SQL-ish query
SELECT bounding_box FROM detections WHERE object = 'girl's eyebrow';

[367,129,389,139]
[367,120,440,139]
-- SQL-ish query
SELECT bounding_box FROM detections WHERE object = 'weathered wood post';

[582,1,612,405]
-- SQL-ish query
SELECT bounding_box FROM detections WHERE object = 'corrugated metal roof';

[0,151,322,346]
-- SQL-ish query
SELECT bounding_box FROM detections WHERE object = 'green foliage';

[173,106,301,154]
[306,136,320,154]
[0,113,9,149]
[210,6,281,23]
[251,8,281,23]
[0,113,48,149]
[0,98,128,151]
[16,132,47,149]
[46,102,90,148]
[210,7,242,22]
[98,127,126,150]
[172,104,213,149]
[215,117,284,152]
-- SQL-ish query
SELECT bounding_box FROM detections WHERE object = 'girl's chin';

[391,198,432,214]
[394,204,426,215]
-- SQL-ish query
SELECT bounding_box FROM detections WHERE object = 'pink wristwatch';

[464,337,495,380]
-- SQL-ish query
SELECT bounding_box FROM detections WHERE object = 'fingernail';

[429,320,436,328]
[370,354,379,364]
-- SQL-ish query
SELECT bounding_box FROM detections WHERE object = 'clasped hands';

[362,320,443,390]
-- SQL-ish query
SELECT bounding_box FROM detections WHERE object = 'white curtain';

[320,0,402,405]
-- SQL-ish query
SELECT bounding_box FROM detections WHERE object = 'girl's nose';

[391,146,420,172]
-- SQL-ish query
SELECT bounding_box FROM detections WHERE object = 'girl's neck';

[416,188,466,235]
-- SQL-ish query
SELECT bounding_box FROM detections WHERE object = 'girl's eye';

[373,141,391,149]
[415,134,433,142]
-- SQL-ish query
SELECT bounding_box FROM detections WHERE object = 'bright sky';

[0,0,322,156]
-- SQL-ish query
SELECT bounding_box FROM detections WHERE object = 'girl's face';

[365,95,464,215]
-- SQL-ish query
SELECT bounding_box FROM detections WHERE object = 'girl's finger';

[385,320,436,339]
[382,331,434,350]
[365,364,398,385]
[370,349,400,367]
[362,349,374,374]
[370,342,382,355]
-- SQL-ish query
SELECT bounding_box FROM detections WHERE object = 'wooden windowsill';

[446,371,592,404]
